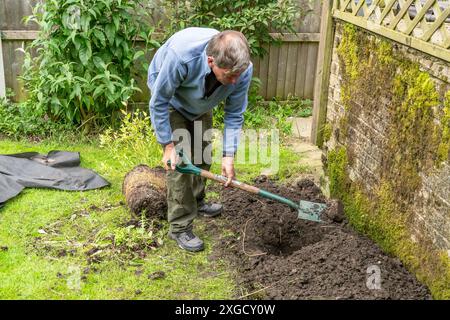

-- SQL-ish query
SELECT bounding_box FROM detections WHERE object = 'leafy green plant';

[159,0,300,57]
[110,218,164,252]
[20,0,160,130]
[0,92,73,138]
[213,77,313,137]
[99,109,161,168]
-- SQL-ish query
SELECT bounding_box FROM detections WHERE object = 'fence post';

[311,0,335,147]
[0,32,6,98]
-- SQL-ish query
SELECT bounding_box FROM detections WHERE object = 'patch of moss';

[437,91,450,163]
[376,40,395,66]
[322,122,332,143]
[326,146,348,199]
[337,24,360,82]
[384,63,440,201]
[335,24,360,141]
[334,25,397,142]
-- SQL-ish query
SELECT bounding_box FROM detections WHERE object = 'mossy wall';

[324,22,450,299]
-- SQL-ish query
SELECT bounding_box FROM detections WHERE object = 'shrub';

[20,0,160,130]
[159,0,300,57]
[99,110,161,168]
[0,92,73,138]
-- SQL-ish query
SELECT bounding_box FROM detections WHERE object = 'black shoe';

[198,200,223,217]
[169,230,204,252]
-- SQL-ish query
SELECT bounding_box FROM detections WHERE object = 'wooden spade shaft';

[199,169,260,194]
[199,169,303,211]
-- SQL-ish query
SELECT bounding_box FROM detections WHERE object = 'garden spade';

[168,151,326,222]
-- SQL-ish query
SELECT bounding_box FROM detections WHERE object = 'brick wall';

[325,22,450,251]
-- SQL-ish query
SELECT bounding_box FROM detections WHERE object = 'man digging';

[147,28,253,252]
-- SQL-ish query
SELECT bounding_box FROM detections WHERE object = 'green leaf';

[93,85,106,99]
[88,8,97,19]
[107,82,115,94]
[113,46,123,60]
[149,40,161,48]
[79,43,92,65]
[82,95,92,109]
[121,41,129,55]
[72,35,83,51]
[115,36,123,48]
[92,73,106,82]
[81,15,91,32]
[105,23,115,46]
[92,56,105,70]
[113,15,120,32]
[69,83,82,100]
[93,29,106,47]
[133,50,145,61]
[66,108,73,121]
[123,59,131,69]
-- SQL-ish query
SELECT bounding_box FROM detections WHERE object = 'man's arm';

[222,64,253,185]
[148,48,187,169]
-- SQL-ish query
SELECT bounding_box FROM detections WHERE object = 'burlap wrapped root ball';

[122,165,167,219]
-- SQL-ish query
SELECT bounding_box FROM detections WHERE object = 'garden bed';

[208,177,431,300]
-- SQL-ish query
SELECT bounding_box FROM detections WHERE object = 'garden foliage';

[20,0,159,127]
[159,0,299,57]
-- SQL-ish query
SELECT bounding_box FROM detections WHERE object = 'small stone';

[148,271,166,280]
[135,269,143,277]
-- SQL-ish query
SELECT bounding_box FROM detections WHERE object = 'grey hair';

[206,30,250,73]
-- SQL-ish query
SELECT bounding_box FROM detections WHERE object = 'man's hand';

[163,142,177,171]
[222,156,235,187]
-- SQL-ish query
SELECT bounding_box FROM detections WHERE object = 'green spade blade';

[297,200,327,222]
[258,189,326,222]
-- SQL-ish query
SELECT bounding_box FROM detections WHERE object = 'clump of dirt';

[211,176,431,300]
[122,165,167,219]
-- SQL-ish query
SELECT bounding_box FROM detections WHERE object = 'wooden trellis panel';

[333,0,450,62]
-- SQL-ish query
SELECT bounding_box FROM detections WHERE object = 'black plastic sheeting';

[0,151,110,207]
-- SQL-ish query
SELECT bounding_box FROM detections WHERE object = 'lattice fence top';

[333,0,450,62]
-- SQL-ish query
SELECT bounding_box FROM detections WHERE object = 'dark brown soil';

[209,176,431,300]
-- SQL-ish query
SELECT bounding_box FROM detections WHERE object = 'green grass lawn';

[0,135,308,299]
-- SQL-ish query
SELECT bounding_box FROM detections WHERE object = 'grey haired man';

[147,28,253,252]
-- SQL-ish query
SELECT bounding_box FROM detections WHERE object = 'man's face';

[208,56,242,85]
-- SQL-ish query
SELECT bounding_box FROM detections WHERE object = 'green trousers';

[166,108,213,233]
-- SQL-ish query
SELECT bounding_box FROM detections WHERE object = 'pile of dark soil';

[210,176,431,300]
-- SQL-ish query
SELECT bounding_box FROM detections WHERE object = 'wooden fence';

[311,0,450,145]
[0,0,322,102]
[0,0,38,101]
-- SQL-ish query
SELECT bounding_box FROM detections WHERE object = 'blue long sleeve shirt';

[147,27,253,155]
